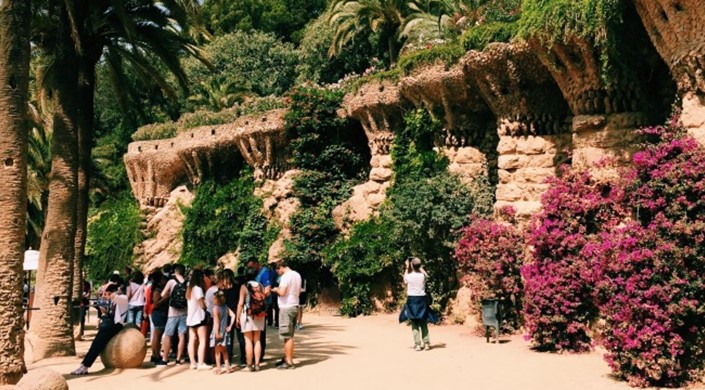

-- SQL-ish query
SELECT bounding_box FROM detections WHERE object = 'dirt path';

[29,313,672,390]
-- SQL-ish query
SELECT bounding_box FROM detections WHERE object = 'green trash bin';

[481,299,501,343]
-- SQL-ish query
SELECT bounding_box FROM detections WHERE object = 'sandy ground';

[28,313,696,390]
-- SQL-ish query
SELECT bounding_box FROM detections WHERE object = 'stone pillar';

[634,0,705,145]
[335,81,407,228]
[399,63,498,184]
[463,43,572,219]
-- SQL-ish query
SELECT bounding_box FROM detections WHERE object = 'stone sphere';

[16,368,68,390]
[99,327,147,368]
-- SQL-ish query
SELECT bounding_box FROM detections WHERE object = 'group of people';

[69,255,435,376]
[70,260,304,376]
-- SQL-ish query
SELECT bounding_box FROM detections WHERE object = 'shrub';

[588,119,705,387]
[522,167,627,352]
[283,84,369,297]
[85,195,142,281]
[324,217,396,316]
[455,207,525,333]
[589,222,705,387]
[132,122,177,141]
[460,22,518,51]
[183,30,298,99]
[181,170,265,266]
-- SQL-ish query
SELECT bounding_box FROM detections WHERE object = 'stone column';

[335,81,406,228]
[634,0,705,145]
[529,36,651,174]
[463,43,572,219]
[399,63,498,184]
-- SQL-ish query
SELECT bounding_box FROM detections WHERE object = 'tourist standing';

[246,260,274,358]
[296,278,307,330]
[160,264,188,365]
[70,284,128,375]
[236,279,267,371]
[126,271,146,327]
[77,273,91,340]
[149,271,169,365]
[399,257,436,351]
[211,291,236,374]
[186,269,210,370]
[218,269,245,367]
[271,261,302,369]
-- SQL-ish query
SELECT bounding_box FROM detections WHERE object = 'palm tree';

[401,0,478,42]
[0,0,31,384]
[328,0,407,64]
[188,79,251,111]
[31,0,206,358]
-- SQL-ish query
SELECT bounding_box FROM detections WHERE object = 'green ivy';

[397,43,466,75]
[282,84,369,297]
[517,0,627,83]
[325,109,494,316]
[460,22,519,51]
[85,194,142,282]
[181,169,270,267]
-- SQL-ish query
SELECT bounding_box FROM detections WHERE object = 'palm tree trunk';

[71,61,95,309]
[0,0,30,383]
[32,10,80,358]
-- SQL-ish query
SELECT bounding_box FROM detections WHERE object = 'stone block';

[515,136,547,155]
[367,193,386,207]
[498,169,513,184]
[495,184,523,202]
[100,327,147,369]
[525,154,557,168]
[369,167,393,182]
[16,369,68,390]
[377,154,393,168]
[497,137,517,154]
[513,167,556,184]
[454,147,485,164]
[497,155,525,170]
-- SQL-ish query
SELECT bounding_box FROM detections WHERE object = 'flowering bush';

[588,119,705,387]
[588,222,705,387]
[522,167,626,352]
[455,207,525,333]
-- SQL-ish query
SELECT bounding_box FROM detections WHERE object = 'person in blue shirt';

[246,260,274,359]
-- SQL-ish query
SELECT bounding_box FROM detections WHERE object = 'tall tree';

[0,0,31,383]
[328,0,407,64]
[31,0,204,357]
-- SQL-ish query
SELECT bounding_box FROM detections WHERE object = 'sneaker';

[424,343,431,351]
[254,365,261,372]
[275,357,286,367]
[295,324,303,331]
[197,364,212,371]
[413,345,422,351]
[241,366,253,372]
[70,365,89,376]
[239,363,247,368]
[154,359,168,366]
[190,364,197,370]
[277,362,295,370]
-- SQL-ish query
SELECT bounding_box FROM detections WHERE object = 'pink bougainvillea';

[455,207,524,332]
[588,119,705,387]
[522,167,627,352]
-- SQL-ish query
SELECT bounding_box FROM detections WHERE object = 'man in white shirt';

[70,284,128,375]
[271,261,301,369]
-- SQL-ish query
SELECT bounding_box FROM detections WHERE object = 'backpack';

[246,282,267,318]
[169,280,187,309]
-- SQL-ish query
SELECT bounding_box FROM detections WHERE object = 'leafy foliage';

[182,30,298,100]
[202,0,327,43]
[283,84,370,296]
[181,170,264,266]
[455,208,525,333]
[325,109,493,316]
[85,195,142,281]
